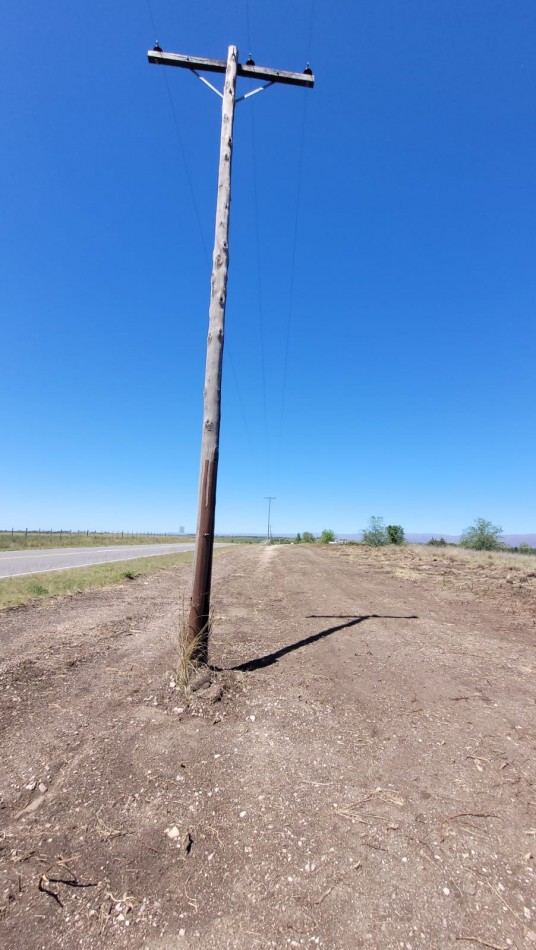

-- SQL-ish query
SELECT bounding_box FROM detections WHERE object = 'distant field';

[0,531,261,551]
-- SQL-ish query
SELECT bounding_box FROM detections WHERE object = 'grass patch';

[0,531,196,551]
[174,615,211,691]
[0,551,195,610]
[0,531,263,551]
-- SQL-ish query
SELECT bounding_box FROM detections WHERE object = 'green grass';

[0,551,195,610]
[0,531,195,551]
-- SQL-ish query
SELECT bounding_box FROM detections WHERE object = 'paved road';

[0,543,228,578]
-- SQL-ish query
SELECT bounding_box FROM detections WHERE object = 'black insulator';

[153,42,162,52]
[303,63,313,75]
[245,55,255,66]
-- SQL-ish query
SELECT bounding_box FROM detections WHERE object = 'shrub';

[362,516,387,546]
[460,518,503,551]
[386,525,405,545]
[302,532,316,543]
[320,529,335,544]
[427,537,447,547]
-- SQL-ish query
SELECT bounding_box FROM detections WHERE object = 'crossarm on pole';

[147,49,314,88]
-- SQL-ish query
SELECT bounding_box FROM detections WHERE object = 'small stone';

[190,670,212,693]
[179,928,186,937]
[203,683,224,704]
[165,826,181,840]
[38,782,48,794]
[239,811,247,818]
[25,781,37,791]
[442,887,450,896]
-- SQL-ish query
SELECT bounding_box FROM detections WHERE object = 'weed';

[174,606,211,692]
[29,583,48,596]
[0,551,195,610]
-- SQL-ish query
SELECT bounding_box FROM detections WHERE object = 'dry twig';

[313,862,361,905]
[38,855,96,907]
[455,936,508,950]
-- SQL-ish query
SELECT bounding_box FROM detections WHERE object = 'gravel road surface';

[0,543,534,948]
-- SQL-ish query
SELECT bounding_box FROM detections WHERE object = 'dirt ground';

[0,543,535,949]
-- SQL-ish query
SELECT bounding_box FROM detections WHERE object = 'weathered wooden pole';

[147,44,314,664]
[188,45,238,660]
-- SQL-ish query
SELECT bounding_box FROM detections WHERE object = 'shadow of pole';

[220,613,418,673]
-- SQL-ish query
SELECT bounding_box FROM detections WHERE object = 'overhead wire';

[275,0,315,483]
[145,0,257,463]
[245,0,270,480]
[242,0,315,493]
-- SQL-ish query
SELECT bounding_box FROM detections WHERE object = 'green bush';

[460,518,503,551]
[386,525,405,545]
[320,529,335,544]
[427,537,447,547]
[302,532,316,543]
[362,516,387,546]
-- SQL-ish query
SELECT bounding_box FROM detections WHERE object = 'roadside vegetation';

[0,531,261,551]
[293,530,335,543]
[0,551,196,610]
[459,517,503,551]
[320,529,335,543]
[362,516,405,546]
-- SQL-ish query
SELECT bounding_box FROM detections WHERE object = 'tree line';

[292,517,534,553]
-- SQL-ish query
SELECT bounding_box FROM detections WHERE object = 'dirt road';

[0,544,535,948]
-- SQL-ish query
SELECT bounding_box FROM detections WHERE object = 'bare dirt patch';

[0,545,535,948]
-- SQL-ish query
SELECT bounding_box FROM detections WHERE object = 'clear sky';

[1,1,535,536]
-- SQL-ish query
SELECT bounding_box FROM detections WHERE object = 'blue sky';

[1,0,535,536]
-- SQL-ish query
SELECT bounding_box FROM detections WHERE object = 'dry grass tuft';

[174,610,211,692]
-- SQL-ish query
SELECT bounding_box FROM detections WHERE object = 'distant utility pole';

[265,496,276,542]
[148,43,314,663]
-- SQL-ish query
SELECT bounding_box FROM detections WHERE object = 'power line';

[245,0,252,55]
[275,87,309,477]
[146,3,259,469]
[274,0,315,483]
[160,68,212,266]
[249,97,270,479]
[265,496,276,540]
[306,0,316,63]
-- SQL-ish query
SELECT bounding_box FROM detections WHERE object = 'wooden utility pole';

[265,496,276,542]
[148,44,314,663]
